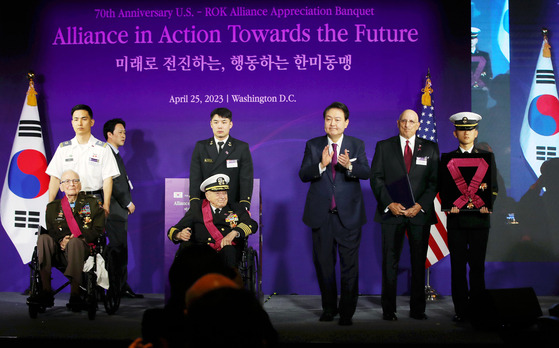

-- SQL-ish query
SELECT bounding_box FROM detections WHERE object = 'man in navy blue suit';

[370,109,439,321]
[299,102,370,326]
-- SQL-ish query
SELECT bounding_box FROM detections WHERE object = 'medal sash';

[61,196,82,238]
[202,199,235,251]
[446,157,488,209]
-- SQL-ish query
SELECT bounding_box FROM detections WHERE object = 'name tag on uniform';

[65,158,74,162]
[204,158,213,163]
[416,156,428,166]
[227,159,238,168]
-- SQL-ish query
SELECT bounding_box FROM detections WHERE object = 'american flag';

[417,73,449,268]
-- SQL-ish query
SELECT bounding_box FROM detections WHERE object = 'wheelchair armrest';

[38,226,49,235]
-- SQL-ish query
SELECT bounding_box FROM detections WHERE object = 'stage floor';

[0,292,557,347]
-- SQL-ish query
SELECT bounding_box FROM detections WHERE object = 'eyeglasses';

[399,120,417,125]
[61,179,80,185]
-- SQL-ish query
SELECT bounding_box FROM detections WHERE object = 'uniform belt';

[83,189,103,196]
[329,208,338,214]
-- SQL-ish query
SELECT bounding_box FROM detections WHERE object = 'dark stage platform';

[0,292,558,347]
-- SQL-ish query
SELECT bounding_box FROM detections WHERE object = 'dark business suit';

[370,135,439,316]
[106,148,132,291]
[189,137,253,210]
[444,147,497,318]
[299,134,370,320]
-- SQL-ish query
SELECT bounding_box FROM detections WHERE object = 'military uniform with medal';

[168,174,258,268]
[441,112,498,323]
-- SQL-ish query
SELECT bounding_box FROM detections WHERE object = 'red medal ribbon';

[446,157,488,209]
[60,196,82,238]
[202,199,235,251]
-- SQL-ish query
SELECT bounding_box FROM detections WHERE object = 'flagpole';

[425,267,442,301]
[418,69,447,301]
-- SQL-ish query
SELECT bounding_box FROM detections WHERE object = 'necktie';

[330,143,337,210]
[217,141,224,153]
[215,208,221,215]
[331,143,338,178]
[404,140,412,173]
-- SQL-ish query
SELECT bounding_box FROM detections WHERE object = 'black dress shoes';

[410,312,428,320]
[27,291,54,308]
[66,294,86,312]
[122,288,144,299]
[383,312,398,321]
[319,311,337,322]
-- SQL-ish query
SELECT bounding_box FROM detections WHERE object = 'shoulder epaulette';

[60,140,72,148]
[95,140,108,147]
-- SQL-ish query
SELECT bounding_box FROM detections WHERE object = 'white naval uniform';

[46,135,120,192]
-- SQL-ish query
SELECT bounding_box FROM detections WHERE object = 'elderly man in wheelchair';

[167,174,257,272]
[27,169,105,312]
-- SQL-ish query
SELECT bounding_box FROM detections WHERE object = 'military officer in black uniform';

[168,174,258,269]
[443,112,498,322]
[189,108,254,211]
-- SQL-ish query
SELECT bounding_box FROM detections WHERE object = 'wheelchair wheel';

[243,247,259,295]
[28,303,40,319]
[85,267,99,320]
[103,283,121,315]
[27,247,47,319]
[87,296,97,320]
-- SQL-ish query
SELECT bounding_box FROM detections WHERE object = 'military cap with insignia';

[200,174,230,192]
[449,112,482,130]
[471,27,481,39]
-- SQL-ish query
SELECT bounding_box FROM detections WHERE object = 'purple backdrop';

[1,0,557,296]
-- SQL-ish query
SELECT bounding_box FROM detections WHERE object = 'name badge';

[227,159,238,168]
[416,156,428,166]
[204,158,213,163]
[89,156,100,165]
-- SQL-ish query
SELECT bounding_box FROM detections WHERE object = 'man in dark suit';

[370,109,439,321]
[103,118,142,298]
[299,102,370,326]
[168,174,258,269]
[443,112,498,322]
[189,108,253,211]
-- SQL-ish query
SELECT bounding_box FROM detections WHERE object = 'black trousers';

[105,218,128,291]
[380,221,430,315]
[448,227,489,317]
[312,212,361,319]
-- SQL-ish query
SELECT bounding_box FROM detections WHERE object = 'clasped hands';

[388,202,422,218]
[60,235,73,251]
[176,227,236,248]
[450,206,490,214]
[320,145,351,170]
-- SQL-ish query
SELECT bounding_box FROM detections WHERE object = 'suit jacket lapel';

[409,138,421,173]
[220,138,235,160]
[322,136,335,183]
[206,138,219,161]
[394,136,407,174]
[111,147,129,189]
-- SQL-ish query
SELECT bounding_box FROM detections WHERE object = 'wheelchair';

[26,227,121,320]
[237,235,262,302]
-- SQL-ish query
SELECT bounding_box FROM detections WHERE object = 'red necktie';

[404,140,412,173]
[331,143,337,210]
